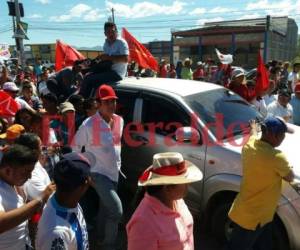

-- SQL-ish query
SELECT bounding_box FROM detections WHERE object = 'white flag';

[0,44,11,61]
[215,48,233,65]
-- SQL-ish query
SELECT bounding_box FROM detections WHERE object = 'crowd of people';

[0,19,299,250]
[151,58,300,126]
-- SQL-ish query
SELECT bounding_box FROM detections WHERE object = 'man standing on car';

[80,22,129,98]
[72,84,124,250]
[227,117,295,250]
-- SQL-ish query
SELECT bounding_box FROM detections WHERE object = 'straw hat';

[138,152,203,186]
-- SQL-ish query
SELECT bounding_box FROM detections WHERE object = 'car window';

[185,88,263,138]
[115,90,137,125]
[142,94,190,135]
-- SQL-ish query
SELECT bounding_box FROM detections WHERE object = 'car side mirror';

[175,127,201,144]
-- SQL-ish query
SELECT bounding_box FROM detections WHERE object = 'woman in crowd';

[127,152,203,250]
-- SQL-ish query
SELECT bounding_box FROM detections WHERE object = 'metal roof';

[172,16,291,37]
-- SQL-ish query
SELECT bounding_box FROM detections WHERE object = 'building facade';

[10,43,102,65]
[144,41,171,63]
[171,16,298,69]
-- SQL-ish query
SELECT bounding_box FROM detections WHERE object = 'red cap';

[96,84,118,100]
[294,83,300,93]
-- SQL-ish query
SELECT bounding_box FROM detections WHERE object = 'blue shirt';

[103,37,129,79]
[290,95,300,125]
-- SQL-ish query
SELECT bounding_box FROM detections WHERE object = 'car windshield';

[185,88,264,139]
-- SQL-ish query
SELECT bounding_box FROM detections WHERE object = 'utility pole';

[14,0,25,68]
[111,8,115,23]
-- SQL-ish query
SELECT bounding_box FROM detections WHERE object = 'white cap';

[3,82,19,92]
[231,68,245,79]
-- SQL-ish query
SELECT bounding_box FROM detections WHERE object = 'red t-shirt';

[228,83,256,102]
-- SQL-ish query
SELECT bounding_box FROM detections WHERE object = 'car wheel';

[210,202,290,250]
[210,201,233,243]
[272,217,290,250]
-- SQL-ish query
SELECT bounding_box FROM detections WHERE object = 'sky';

[0,0,300,48]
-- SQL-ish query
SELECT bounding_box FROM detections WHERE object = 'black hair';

[131,185,164,212]
[146,185,164,195]
[14,109,34,125]
[0,118,8,134]
[68,94,84,106]
[42,93,58,105]
[83,98,96,110]
[22,83,33,90]
[14,133,40,151]
[104,22,117,32]
[0,144,38,168]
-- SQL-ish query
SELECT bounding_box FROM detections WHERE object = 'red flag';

[122,28,158,72]
[255,51,269,94]
[0,91,20,117]
[55,40,85,71]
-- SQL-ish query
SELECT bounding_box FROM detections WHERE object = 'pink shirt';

[126,193,194,250]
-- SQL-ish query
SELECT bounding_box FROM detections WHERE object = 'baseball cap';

[96,84,118,100]
[294,84,300,93]
[3,82,19,92]
[262,117,294,134]
[53,152,91,191]
[59,102,75,114]
[278,88,291,98]
[231,68,245,79]
[0,124,25,140]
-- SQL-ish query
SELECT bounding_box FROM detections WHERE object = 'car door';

[123,91,207,213]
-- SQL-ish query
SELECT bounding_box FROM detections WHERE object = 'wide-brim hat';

[138,152,203,186]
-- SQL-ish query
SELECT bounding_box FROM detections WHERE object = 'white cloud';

[246,0,268,10]
[50,14,71,22]
[196,17,224,26]
[190,8,206,16]
[296,0,300,14]
[246,0,293,12]
[28,14,43,19]
[35,0,50,4]
[83,9,105,21]
[105,0,186,18]
[238,13,261,20]
[209,7,234,13]
[49,3,104,22]
[244,0,297,19]
[69,4,91,17]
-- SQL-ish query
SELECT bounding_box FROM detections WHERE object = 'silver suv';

[115,77,300,250]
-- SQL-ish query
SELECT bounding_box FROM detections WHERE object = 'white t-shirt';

[36,196,89,250]
[263,94,277,107]
[72,112,124,182]
[103,37,129,79]
[37,81,51,96]
[23,161,51,200]
[251,98,268,117]
[288,72,299,92]
[15,98,32,110]
[0,179,27,250]
[267,101,293,123]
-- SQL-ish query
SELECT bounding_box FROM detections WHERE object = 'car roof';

[118,77,223,97]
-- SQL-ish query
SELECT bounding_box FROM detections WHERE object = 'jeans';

[79,70,121,98]
[226,222,273,250]
[91,173,123,250]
